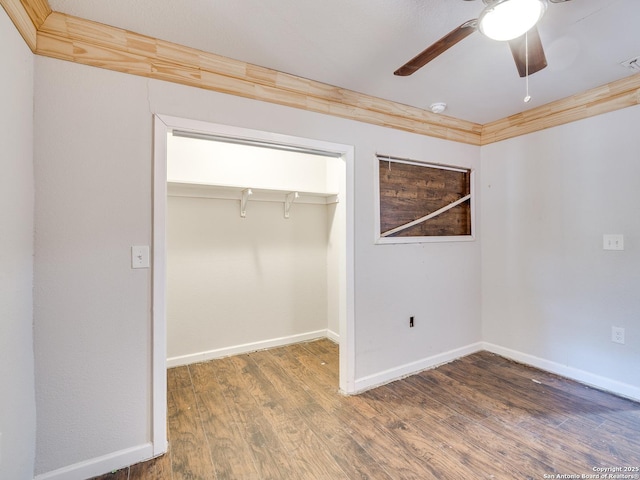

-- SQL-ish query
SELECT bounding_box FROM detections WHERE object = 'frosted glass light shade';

[478,0,547,41]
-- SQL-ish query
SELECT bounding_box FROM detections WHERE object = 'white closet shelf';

[167,182,339,206]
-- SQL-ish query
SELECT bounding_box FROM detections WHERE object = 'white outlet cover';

[612,326,625,344]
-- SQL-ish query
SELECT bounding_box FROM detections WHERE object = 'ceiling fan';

[394,0,572,78]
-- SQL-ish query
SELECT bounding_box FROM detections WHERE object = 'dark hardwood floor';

[93,339,640,479]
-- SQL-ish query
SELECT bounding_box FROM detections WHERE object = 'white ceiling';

[48,0,640,124]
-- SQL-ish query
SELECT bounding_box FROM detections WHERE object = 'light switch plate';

[131,245,150,269]
[603,234,624,251]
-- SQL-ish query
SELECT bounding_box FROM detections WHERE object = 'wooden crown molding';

[0,0,50,49]
[481,73,640,145]
[20,0,49,27]
[2,0,36,49]
[4,0,640,145]
[35,11,483,146]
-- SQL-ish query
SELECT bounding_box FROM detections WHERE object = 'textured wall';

[0,8,36,480]
[167,197,329,360]
[34,60,152,474]
[482,105,640,392]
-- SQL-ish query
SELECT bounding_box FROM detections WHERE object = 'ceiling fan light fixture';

[478,0,548,42]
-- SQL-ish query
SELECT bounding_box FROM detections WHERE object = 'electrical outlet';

[409,316,414,328]
[612,326,625,344]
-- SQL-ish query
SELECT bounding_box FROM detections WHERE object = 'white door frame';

[151,114,356,453]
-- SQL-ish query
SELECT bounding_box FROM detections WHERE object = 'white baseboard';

[483,342,640,402]
[326,329,340,343]
[34,443,154,480]
[167,329,331,367]
[353,342,484,393]
[352,341,640,401]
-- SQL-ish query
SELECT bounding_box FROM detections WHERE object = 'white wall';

[0,8,36,480]
[167,197,329,362]
[33,54,480,476]
[33,61,153,476]
[481,105,640,396]
[167,134,339,193]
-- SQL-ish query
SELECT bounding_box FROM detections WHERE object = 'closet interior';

[165,131,345,368]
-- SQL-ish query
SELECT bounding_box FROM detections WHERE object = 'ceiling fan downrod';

[524,31,532,103]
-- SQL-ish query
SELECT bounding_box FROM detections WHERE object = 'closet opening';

[152,115,355,455]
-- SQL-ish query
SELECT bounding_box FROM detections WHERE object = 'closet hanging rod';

[167,182,338,202]
[173,130,343,158]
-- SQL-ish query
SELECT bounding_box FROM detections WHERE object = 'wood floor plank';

[90,469,129,480]
[455,354,640,453]
[167,365,191,392]
[300,401,396,480]
[451,355,613,421]
[129,453,173,480]
[249,348,394,479]
[167,387,215,480]
[469,351,639,417]
[104,341,640,480]
[361,381,512,478]
[287,342,340,384]
[384,415,507,479]
[273,342,381,421]
[194,378,260,480]
[593,418,640,459]
[332,405,437,479]
[248,348,318,411]
[404,369,494,421]
[299,339,340,375]
[213,356,297,479]
[445,356,635,473]
[435,359,573,427]
[556,415,636,467]
[234,353,350,479]
[431,412,557,476]
[188,360,221,395]
[364,380,457,424]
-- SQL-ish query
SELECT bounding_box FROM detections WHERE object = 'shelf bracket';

[284,191,299,219]
[240,188,252,218]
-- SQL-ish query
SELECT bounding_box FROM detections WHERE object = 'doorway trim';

[152,114,356,454]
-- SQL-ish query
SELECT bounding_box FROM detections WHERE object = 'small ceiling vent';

[620,55,640,72]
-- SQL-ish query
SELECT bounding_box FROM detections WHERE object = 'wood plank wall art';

[378,157,472,239]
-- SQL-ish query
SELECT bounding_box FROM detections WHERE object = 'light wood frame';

[3,0,640,146]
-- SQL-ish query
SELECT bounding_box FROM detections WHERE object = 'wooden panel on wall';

[379,159,471,238]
